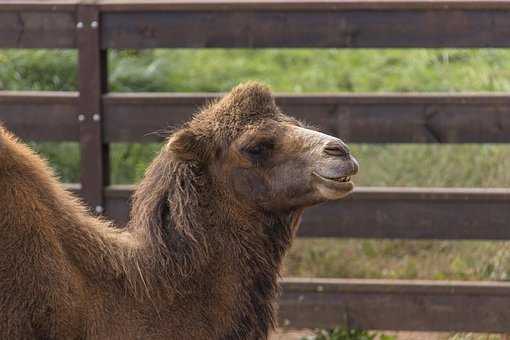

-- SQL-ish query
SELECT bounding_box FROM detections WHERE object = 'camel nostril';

[323,140,349,157]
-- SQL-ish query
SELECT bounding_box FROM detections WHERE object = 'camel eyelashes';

[243,140,275,157]
[246,144,264,156]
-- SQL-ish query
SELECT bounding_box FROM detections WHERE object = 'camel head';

[166,82,358,214]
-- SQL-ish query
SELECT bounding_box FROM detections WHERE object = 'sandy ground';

[270,330,314,340]
[269,330,505,340]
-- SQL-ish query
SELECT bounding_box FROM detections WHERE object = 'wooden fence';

[2,0,510,332]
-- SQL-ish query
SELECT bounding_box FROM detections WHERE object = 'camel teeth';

[328,176,351,182]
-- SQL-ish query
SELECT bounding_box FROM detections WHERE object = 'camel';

[0,82,358,340]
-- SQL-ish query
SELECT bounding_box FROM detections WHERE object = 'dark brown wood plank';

[103,93,208,142]
[4,91,510,144]
[0,1,79,11]
[103,93,510,143]
[0,6,76,48]
[4,0,510,49]
[98,0,510,12]
[101,185,510,240]
[300,187,510,239]
[77,5,109,213]
[104,184,132,225]
[0,91,79,141]
[101,9,510,48]
[9,0,510,11]
[279,278,510,332]
[8,0,510,12]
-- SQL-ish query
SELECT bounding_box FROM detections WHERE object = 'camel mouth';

[311,172,354,200]
[317,174,351,183]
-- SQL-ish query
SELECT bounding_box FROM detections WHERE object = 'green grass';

[284,239,510,281]
[4,49,510,92]
[302,327,395,340]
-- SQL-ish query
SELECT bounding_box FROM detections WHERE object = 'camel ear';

[168,129,203,161]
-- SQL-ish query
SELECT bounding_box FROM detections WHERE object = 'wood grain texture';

[103,92,510,143]
[5,91,510,143]
[77,4,109,210]
[6,0,510,12]
[0,9,76,48]
[101,9,510,48]
[0,91,79,141]
[97,0,510,11]
[0,1,78,11]
[3,0,510,48]
[279,278,510,332]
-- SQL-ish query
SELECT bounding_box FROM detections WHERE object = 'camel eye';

[247,144,264,155]
[244,140,274,158]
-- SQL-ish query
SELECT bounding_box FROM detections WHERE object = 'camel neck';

[191,200,303,339]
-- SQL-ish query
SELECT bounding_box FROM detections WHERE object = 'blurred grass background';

[3,48,510,284]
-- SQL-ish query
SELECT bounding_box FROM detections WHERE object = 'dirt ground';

[270,330,506,340]
[270,330,314,340]
[270,331,432,339]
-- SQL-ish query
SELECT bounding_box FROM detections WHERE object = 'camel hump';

[0,148,86,338]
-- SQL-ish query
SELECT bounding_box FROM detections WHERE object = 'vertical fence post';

[76,4,109,214]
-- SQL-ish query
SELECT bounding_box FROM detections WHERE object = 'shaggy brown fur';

[0,82,357,339]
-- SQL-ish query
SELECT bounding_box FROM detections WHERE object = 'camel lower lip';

[312,172,354,192]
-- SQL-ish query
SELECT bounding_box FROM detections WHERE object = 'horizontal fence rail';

[61,184,510,240]
[4,91,510,143]
[0,92,79,141]
[4,1,510,48]
[279,278,510,332]
[0,3,77,48]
